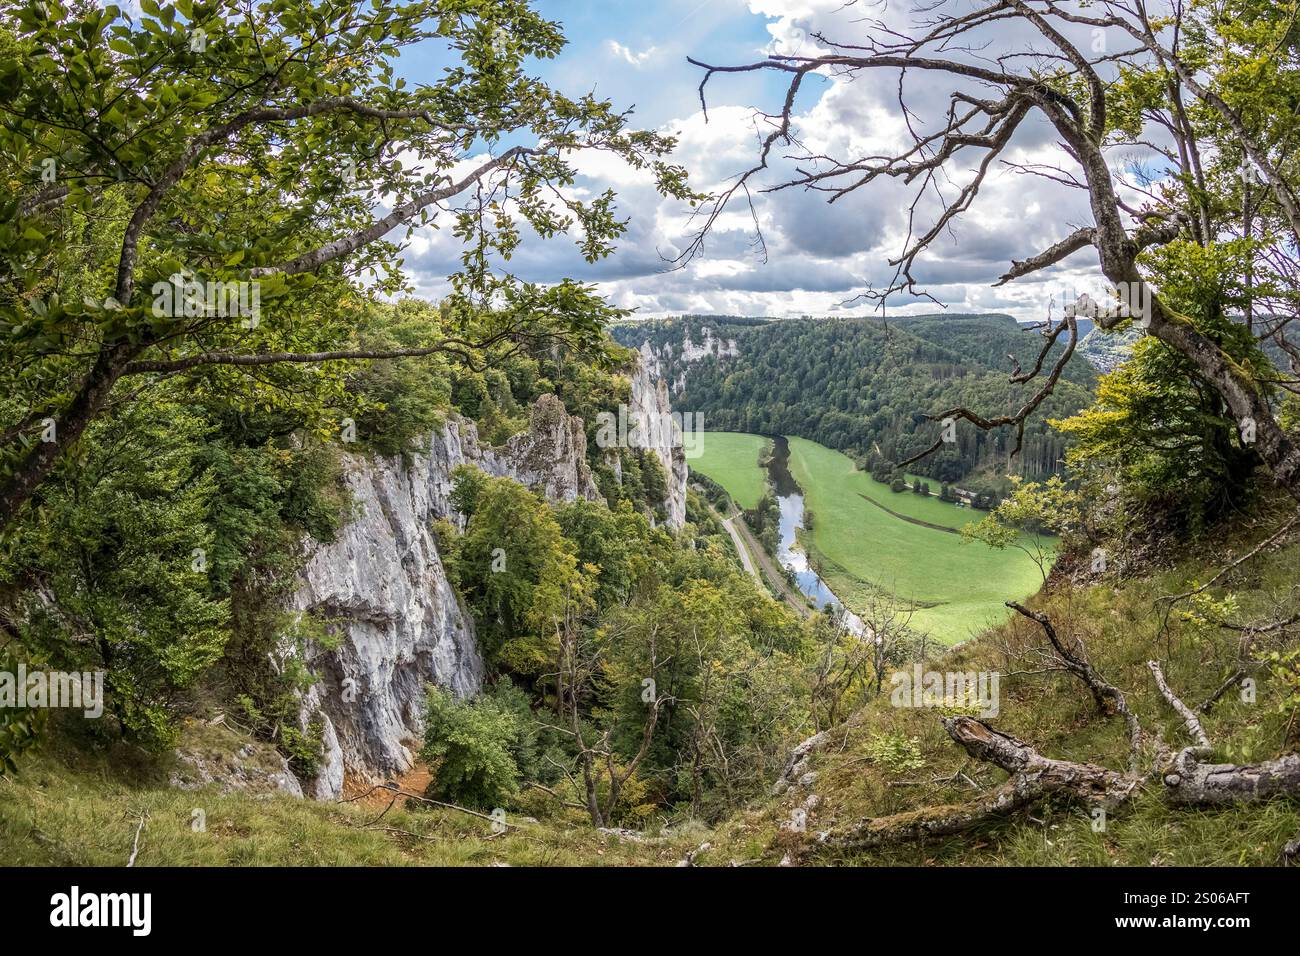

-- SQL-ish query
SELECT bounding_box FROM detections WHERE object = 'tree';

[812,589,918,726]
[445,466,586,678]
[1052,241,1271,523]
[961,476,1081,583]
[553,577,663,828]
[420,685,523,809]
[0,0,695,530]
[684,0,1300,500]
[0,377,342,749]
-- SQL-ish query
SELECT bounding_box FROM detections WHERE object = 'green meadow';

[690,431,1051,644]
[784,437,1049,644]
[690,431,772,510]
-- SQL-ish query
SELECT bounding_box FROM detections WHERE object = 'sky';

[390,1,1163,321]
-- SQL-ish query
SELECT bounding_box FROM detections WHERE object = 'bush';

[420,686,523,809]
[864,733,926,774]
[0,652,44,775]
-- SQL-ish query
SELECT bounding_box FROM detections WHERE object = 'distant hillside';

[1078,324,1141,373]
[613,314,1097,484]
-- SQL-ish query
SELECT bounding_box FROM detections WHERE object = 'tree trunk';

[0,344,134,530]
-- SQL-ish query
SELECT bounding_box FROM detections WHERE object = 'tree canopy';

[0,0,695,530]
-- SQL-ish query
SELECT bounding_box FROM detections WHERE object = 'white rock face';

[680,327,739,364]
[451,393,602,506]
[637,324,739,399]
[293,396,603,799]
[630,347,689,530]
[291,448,483,801]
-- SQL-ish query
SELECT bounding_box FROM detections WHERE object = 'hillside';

[6,0,1300,896]
[5,497,1297,867]
[697,497,1300,866]
[612,314,1096,486]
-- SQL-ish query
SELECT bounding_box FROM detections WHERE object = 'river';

[766,436,866,635]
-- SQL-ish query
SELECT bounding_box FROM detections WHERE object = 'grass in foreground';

[692,504,1300,866]
[0,733,700,867]
[3,508,1297,867]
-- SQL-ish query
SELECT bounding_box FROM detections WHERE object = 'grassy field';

[784,436,1048,644]
[0,721,702,866]
[690,431,772,510]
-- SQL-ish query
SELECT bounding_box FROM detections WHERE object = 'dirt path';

[344,763,435,809]
[857,492,963,534]
[708,500,812,618]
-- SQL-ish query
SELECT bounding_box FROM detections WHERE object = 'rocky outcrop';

[291,447,482,801]
[438,394,602,507]
[292,395,604,800]
[634,324,739,399]
[772,731,826,796]
[629,347,689,530]
[170,721,304,799]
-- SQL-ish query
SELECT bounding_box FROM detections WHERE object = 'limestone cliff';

[630,323,739,398]
[629,347,689,530]
[292,395,602,799]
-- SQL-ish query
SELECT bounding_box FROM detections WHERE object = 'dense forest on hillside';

[614,314,1096,487]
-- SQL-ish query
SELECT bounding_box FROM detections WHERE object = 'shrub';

[420,686,523,809]
[864,733,926,774]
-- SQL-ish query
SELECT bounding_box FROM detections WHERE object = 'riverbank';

[691,431,1051,644]
[783,437,1048,644]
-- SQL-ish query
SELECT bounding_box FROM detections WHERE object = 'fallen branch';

[1199,669,1247,714]
[341,784,516,829]
[1007,601,1145,764]
[820,717,1137,851]
[126,812,147,868]
[1148,661,1212,749]
[1162,749,1300,807]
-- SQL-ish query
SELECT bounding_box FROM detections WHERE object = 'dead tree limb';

[1007,601,1145,765]
[1147,661,1212,750]
[1199,670,1247,714]
[816,617,1300,854]
[819,716,1136,851]
[1162,750,1300,807]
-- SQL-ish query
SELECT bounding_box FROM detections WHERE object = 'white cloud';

[394,3,1174,321]
[607,40,660,67]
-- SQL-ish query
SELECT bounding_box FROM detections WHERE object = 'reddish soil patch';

[344,762,435,810]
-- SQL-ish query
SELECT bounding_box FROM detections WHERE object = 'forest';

[0,0,1299,910]
[614,313,1096,490]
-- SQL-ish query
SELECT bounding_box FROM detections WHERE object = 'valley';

[693,431,1050,644]
[6,0,1300,889]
